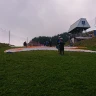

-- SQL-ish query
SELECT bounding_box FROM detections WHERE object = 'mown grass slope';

[0,43,9,48]
[0,47,96,96]
[74,37,96,50]
[0,43,10,54]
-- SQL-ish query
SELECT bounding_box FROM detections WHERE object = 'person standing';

[56,36,61,52]
[23,41,27,47]
[49,39,52,47]
[59,38,65,55]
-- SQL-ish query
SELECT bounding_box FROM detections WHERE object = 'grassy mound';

[0,43,9,48]
[0,43,10,53]
[74,37,96,50]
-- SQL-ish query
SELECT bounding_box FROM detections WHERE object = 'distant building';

[68,18,90,35]
[68,18,90,45]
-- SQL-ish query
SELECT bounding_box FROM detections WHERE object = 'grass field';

[74,37,96,50]
[1,47,96,96]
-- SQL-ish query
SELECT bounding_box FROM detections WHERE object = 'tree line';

[31,32,69,46]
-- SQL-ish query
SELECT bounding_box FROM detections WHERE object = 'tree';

[31,32,69,46]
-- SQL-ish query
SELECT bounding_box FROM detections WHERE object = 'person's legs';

[62,50,64,55]
[61,49,64,55]
[62,48,64,55]
[60,49,62,55]
[58,45,60,54]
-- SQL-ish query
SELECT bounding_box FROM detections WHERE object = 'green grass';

[1,48,96,96]
[74,37,96,50]
[0,43,9,48]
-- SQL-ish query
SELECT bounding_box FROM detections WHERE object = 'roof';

[68,18,90,32]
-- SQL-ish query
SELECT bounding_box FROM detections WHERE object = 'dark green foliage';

[1,49,96,96]
[60,33,69,42]
[32,36,51,44]
[0,43,9,48]
[32,32,69,45]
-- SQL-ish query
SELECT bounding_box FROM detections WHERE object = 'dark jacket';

[60,41,65,50]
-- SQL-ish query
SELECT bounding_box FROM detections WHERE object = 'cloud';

[0,0,96,46]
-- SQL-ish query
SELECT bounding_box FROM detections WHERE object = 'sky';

[0,0,96,46]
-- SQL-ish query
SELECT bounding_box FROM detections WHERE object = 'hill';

[74,37,96,50]
[0,43,10,48]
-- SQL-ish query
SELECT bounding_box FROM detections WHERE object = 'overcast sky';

[0,0,96,46]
